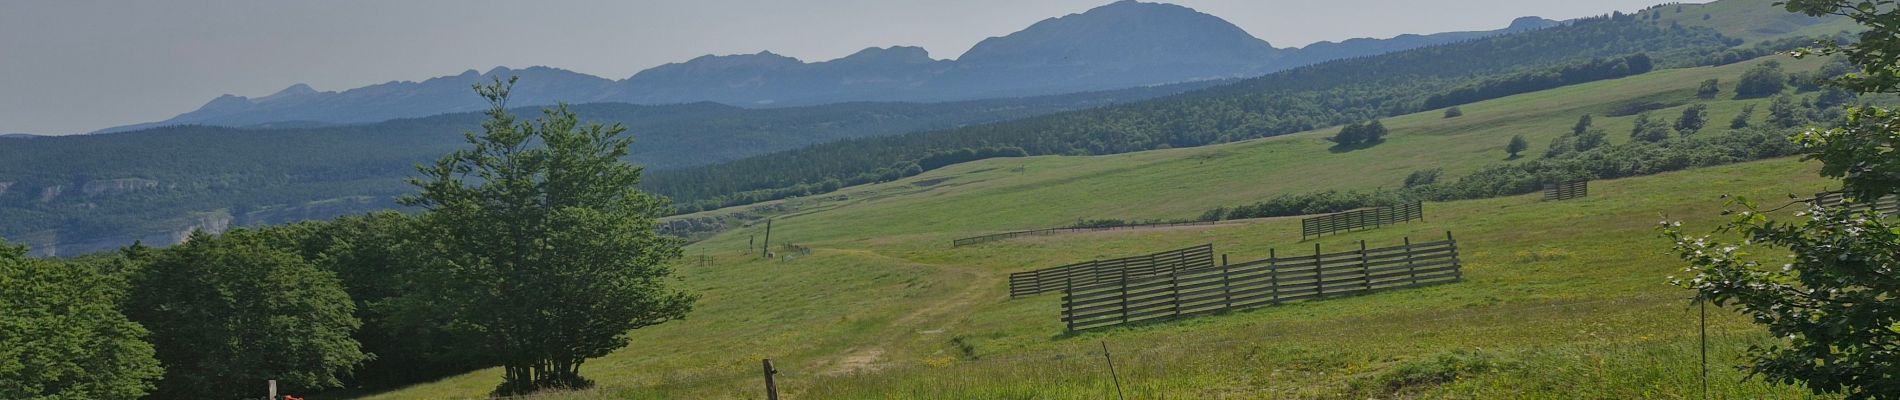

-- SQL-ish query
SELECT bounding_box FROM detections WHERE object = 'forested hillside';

[647,14,1763,212]
[0,82,1216,256]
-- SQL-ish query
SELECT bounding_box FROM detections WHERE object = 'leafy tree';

[402,78,693,395]
[0,239,162,400]
[1735,60,1787,98]
[275,212,484,388]
[1768,94,1807,128]
[1664,1,1900,397]
[1630,112,1674,142]
[1676,103,1709,134]
[1333,121,1367,144]
[1443,106,1463,118]
[1506,134,1529,158]
[1731,103,1757,128]
[1697,78,1722,98]
[1363,120,1389,143]
[124,229,366,399]
[1573,114,1594,135]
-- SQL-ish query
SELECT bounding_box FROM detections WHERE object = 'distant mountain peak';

[258,83,318,102]
[830,46,938,65]
[958,0,1276,69]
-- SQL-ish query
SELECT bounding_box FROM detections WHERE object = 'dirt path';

[818,248,1002,376]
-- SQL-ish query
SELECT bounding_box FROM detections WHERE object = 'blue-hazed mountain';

[98,1,1556,133]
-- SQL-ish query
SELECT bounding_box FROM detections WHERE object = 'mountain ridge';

[96,2,1556,133]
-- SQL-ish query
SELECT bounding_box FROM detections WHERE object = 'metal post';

[269,380,277,400]
[1101,341,1126,400]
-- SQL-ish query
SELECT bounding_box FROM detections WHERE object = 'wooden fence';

[953,220,1220,247]
[1060,233,1462,332]
[1543,180,1589,201]
[1812,191,1900,216]
[1008,244,1216,298]
[1299,201,1424,240]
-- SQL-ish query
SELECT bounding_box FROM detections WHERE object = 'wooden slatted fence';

[1060,233,1462,332]
[1008,244,1215,298]
[1299,201,1424,240]
[1543,180,1589,201]
[1813,191,1900,216]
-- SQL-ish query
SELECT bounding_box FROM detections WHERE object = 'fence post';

[1221,255,1234,310]
[1118,274,1130,325]
[762,359,780,400]
[1359,240,1371,293]
[1403,237,1417,286]
[1065,277,1076,332]
[1169,271,1182,318]
[1268,248,1279,303]
[1313,243,1324,299]
[1447,231,1463,281]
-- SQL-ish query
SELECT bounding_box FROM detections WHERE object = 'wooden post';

[269,380,277,400]
[1065,276,1076,331]
[1403,237,1417,285]
[1359,240,1371,293]
[1118,274,1130,324]
[1169,271,1182,317]
[760,219,773,259]
[761,359,779,400]
[1313,243,1324,298]
[1446,231,1463,281]
[1267,248,1279,302]
[1220,255,1233,310]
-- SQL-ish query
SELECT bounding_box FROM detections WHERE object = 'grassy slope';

[357,48,1848,399]
[1648,0,1857,43]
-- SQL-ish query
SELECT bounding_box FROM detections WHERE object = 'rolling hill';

[351,35,1852,399]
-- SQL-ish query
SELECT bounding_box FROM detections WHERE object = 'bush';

[1735,60,1786,98]
[1443,107,1464,118]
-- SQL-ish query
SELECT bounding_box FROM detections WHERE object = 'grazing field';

[359,55,1844,399]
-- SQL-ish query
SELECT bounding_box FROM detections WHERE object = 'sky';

[0,0,1669,135]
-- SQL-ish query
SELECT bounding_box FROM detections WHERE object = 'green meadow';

[362,53,1846,399]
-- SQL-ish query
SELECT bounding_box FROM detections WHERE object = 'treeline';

[648,15,1741,213]
[1199,91,1858,220]
[1423,54,1655,109]
[1,91,693,399]
[0,83,1210,255]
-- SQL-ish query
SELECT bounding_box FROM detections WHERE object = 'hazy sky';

[0,0,1669,135]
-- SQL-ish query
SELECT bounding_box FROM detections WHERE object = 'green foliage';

[1331,120,1388,146]
[1506,134,1530,158]
[0,239,162,400]
[401,78,692,395]
[1731,103,1757,128]
[124,229,366,399]
[275,212,484,388]
[1443,107,1463,118]
[1735,59,1787,98]
[1767,94,1808,127]
[1403,168,1444,188]
[1663,2,1900,398]
[1423,53,1656,109]
[1630,111,1675,142]
[1698,78,1723,98]
[1676,103,1710,134]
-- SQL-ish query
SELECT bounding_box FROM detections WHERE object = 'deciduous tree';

[402,77,693,395]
